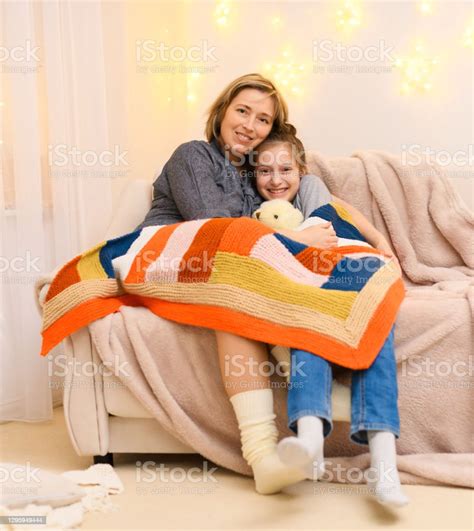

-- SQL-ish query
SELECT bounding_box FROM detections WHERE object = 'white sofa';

[43,179,352,466]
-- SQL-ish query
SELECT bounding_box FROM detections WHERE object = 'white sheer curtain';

[0,1,126,421]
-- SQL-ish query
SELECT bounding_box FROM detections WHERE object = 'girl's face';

[255,143,301,202]
[218,88,275,163]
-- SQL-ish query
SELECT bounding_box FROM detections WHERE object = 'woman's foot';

[229,389,307,495]
[252,452,308,495]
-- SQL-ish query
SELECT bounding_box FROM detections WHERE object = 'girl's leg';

[215,331,306,494]
[277,348,333,478]
[351,326,409,507]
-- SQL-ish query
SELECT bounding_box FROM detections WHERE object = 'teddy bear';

[252,198,337,234]
[252,199,304,230]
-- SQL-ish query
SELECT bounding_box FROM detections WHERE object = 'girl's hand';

[301,222,338,248]
[376,238,402,277]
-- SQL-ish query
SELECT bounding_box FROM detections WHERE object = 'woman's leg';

[277,348,333,478]
[350,326,409,507]
[215,331,306,494]
[215,330,270,398]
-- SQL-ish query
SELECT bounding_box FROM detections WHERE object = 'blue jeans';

[287,326,400,445]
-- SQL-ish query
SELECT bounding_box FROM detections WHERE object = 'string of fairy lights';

[211,0,473,98]
[0,0,472,146]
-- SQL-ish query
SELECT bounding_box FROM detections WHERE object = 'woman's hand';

[300,222,338,248]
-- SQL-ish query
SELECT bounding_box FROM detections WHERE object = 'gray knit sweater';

[135,139,331,230]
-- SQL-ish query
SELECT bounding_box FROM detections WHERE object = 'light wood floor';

[1,407,472,530]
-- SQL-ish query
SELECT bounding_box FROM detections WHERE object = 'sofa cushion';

[102,374,153,418]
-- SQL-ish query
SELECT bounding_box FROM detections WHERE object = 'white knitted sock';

[367,430,410,507]
[230,389,307,495]
[277,416,325,471]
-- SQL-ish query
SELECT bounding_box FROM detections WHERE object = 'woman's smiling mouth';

[235,131,253,143]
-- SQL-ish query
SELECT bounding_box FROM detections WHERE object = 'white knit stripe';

[145,219,208,283]
[250,234,329,287]
[296,216,332,231]
[339,251,390,263]
[337,238,373,248]
[112,226,161,280]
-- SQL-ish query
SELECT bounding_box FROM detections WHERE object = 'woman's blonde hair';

[205,73,289,142]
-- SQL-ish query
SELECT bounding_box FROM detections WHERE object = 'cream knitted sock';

[230,389,307,495]
[367,430,410,507]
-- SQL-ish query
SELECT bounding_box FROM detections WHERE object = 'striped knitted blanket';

[40,202,404,369]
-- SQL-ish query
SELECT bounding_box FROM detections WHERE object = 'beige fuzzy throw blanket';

[88,150,473,488]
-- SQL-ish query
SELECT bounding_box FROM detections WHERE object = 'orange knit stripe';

[40,278,404,368]
[40,294,143,356]
[178,218,234,283]
[125,224,178,284]
[218,218,273,256]
[45,255,81,302]
[132,277,405,369]
[336,245,384,255]
[354,278,405,368]
[295,247,338,275]
[295,245,386,275]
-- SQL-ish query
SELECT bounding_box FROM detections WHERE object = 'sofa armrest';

[105,179,152,239]
[34,179,152,316]
[60,328,110,456]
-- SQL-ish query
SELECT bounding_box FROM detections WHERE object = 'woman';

[135,73,399,496]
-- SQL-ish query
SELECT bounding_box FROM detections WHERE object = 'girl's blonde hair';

[205,73,289,142]
[255,124,308,174]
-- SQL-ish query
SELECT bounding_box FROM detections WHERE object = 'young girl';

[252,128,409,507]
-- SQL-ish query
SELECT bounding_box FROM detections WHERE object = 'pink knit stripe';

[250,234,329,288]
[145,219,209,283]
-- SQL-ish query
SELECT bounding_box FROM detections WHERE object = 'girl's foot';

[368,430,410,507]
[277,416,325,470]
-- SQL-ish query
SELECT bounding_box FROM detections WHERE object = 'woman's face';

[255,143,301,202]
[218,88,275,163]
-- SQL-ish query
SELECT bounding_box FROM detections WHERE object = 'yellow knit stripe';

[43,279,121,330]
[77,242,109,280]
[331,201,354,225]
[127,263,398,346]
[126,282,359,345]
[208,252,357,320]
[344,263,398,335]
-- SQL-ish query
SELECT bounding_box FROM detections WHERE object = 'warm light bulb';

[464,19,474,47]
[262,49,307,97]
[418,1,433,14]
[215,1,231,27]
[336,0,361,29]
[271,16,282,29]
[394,43,438,94]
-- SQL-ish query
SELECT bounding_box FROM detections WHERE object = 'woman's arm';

[161,142,233,220]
